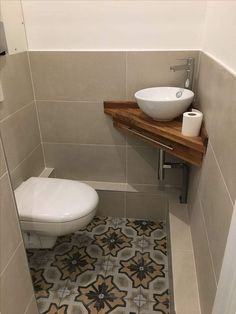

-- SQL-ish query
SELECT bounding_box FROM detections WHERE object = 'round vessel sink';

[135,87,194,121]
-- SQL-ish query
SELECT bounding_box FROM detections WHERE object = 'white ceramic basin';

[135,87,194,121]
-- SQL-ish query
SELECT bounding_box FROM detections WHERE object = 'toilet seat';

[14,177,99,223]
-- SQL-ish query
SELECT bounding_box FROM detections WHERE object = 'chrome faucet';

[170,57,195,90]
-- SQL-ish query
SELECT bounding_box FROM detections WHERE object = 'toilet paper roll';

[181,110,203,137]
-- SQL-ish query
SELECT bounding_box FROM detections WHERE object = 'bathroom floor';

[27,216,169,314]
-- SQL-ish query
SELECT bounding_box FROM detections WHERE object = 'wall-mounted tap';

[170,57,195,90]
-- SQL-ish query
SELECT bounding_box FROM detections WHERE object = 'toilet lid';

[14,177,99,223]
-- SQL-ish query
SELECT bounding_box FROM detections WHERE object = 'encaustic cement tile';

[29,216,169,314]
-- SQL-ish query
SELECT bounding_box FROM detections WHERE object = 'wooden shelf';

[104,101,208,166]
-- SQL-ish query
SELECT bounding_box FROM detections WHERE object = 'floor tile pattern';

[27,217,169,314]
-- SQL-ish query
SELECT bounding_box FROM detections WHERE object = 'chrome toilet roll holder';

[158,149,189,204]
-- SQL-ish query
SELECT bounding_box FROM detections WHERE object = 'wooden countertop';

[104,101,208,166]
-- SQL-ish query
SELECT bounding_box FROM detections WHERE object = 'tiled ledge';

[39,166,181,194]
[169,196,201,314]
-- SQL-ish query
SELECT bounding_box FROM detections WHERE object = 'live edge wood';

[104,101,208,166]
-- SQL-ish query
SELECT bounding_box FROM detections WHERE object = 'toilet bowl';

[14,177,99,249]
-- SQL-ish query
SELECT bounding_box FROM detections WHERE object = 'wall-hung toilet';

[14,177,99,249]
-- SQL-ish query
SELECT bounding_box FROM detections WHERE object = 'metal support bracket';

[158,149,189,204]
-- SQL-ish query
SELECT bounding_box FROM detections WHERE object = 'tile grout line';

[43,141,127,147]
[26,53,46,167]
[9,143,42,177]
[125,51,128,99]
[20,0,46,167]
[58,279,70,307]
[33,100,46,166]
[0,240,23,277]
[0,169,7,181]
[0,100,34,124]
[23,294,36,314]
[209,140,234,207]
[36,99,103,103]
[198,192,218,287]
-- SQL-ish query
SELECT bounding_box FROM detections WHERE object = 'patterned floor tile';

[64,258,110,296]
[139,290,169,314]
[59,275,128,314]
[105,267,141,300]
[28,216,170,314]
[125,219,162,237]
[37,290,63,313]
[30,268,54,299]
[93,227,133,257]
[140,271,169,303]
[40,264,68,292]
[119,251,165,290]
[81,216,109,233]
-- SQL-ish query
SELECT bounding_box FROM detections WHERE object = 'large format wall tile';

[10,145,44,189]
[126,191,167,221]
[37,100,125,145]
[189,52,236,314]
[0,243,35,314]
[97,190,126,217]
[0,103,41,171]
[44,143,126,182]
[127,145,182,187]
[0,173,22,273]
[198,145,234,281]
[190,195,217,314]
[197,52,236,201]
[126,51,199,99]
[30,51,126,101]
[127,145,158,184]
[0,52,34,120]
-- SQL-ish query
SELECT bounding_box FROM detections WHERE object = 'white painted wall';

[21,0,207,51]
[0,0,27,54]
[203,1,236,73]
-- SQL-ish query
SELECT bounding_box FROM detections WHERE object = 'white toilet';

[14,177,99,249]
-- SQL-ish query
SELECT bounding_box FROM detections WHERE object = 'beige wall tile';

[10,145,44,189]
[187,165,201,216]
[195,53,221,135]
[190,195,217,314]
[127,145,182,186]
[198,145,234,281]
[44,143,126,182]
[164,153,182,187]
[126,51,199,99]
[127,145,158,184]
[37,101,125,145]
[97,190,125,217]
[0,243,35,314]
[189,53,236,314]
[0,103,41,171]
[197,52,236,201]
[0,139,7,177]
[126,192,167,221]
[0,52,34,120]
[30,51,126,101]
[0,173,22,273]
